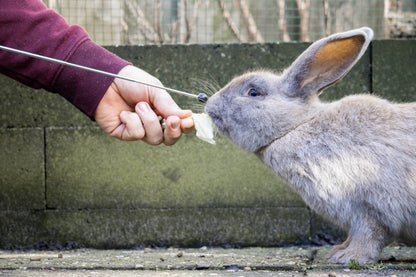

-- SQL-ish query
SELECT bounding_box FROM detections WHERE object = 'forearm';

[53,40,130,118]
[0,0,130,118]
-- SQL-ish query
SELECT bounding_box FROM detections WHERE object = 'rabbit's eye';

[248,88,258,97]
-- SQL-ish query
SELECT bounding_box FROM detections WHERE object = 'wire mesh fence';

[42,0,416,45]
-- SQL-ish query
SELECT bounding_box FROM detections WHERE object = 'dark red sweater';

[0,0,130,118]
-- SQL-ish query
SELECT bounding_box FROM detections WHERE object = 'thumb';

[153,92,192,119]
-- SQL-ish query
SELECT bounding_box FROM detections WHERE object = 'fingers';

[181,116,195,134]
[119,111,144,141]
[163,115,197,145]
[163,116,182,146]
[106,65,196,145]
[135,102,164,145]
[152,91,193,120]
[118,103,194,145]
[116,103,165,144]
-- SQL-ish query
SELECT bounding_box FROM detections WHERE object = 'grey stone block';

[45,127,304,210]
[0,207,309,248]
[42,207,310,248]
[372,40,416,102]
[0,210,46,246]
[0,128,45,210]
[0,76,92,128]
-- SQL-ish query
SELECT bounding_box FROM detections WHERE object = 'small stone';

[328,273,337,277]
[224,264,239,270]
[160,257,165,261]
[196,263,210,270]
[244,266,251,271]
[144,248,152,253]
[57,254,63,259]
[176,252,183,257]
[135,264,144,270]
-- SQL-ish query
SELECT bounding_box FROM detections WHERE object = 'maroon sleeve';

[0,0,131,119]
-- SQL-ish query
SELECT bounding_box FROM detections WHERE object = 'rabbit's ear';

[283,27,373,97]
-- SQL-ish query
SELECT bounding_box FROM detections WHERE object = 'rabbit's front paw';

[329,247,378,264]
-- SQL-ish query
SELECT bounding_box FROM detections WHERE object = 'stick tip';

[197,93,208,103]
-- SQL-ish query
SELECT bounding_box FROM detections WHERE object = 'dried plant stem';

[185,0,202,43]
[323,0,329,36]
[125,0,160,43]
[296,0,310,41]
[154,0,163,43]
[276,0,291,41]
[237,0,264,42]
[183,0,191,43]
[217,0,243,41]
[168,19,180,44]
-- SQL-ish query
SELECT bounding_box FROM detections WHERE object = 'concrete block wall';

[1,41,415,248]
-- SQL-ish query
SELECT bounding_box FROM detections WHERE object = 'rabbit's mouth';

[205,105,221,125]
[205,94,233,138]
[207,114,223,132]
[205,111,230,137]
[206,112,221,125]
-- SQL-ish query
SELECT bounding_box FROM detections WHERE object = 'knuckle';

[154,135,164,145]
[131,129,145,140]
[163,131,182,146]
[148,136,163,145]
[123,129,144,141]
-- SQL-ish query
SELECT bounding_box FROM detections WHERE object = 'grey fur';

[205,27,416,264]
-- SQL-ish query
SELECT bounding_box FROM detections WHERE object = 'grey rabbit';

[205,27,416,264]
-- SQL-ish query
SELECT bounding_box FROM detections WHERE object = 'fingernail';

[183,117,194,125]
[183,110,192,118]
[137,102,151,113]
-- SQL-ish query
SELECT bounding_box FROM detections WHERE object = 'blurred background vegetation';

[42,0,416,45]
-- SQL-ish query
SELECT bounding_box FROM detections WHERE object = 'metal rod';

[0,45,203,100]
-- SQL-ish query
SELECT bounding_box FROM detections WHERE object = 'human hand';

[94,65,194,145]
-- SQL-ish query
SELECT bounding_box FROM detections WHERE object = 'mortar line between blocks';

[43,127,47,209]
[369,41,373,94]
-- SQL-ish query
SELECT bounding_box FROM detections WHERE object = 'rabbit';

[205,27,416,264]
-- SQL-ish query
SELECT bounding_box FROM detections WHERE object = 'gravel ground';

[0,246,415,277]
